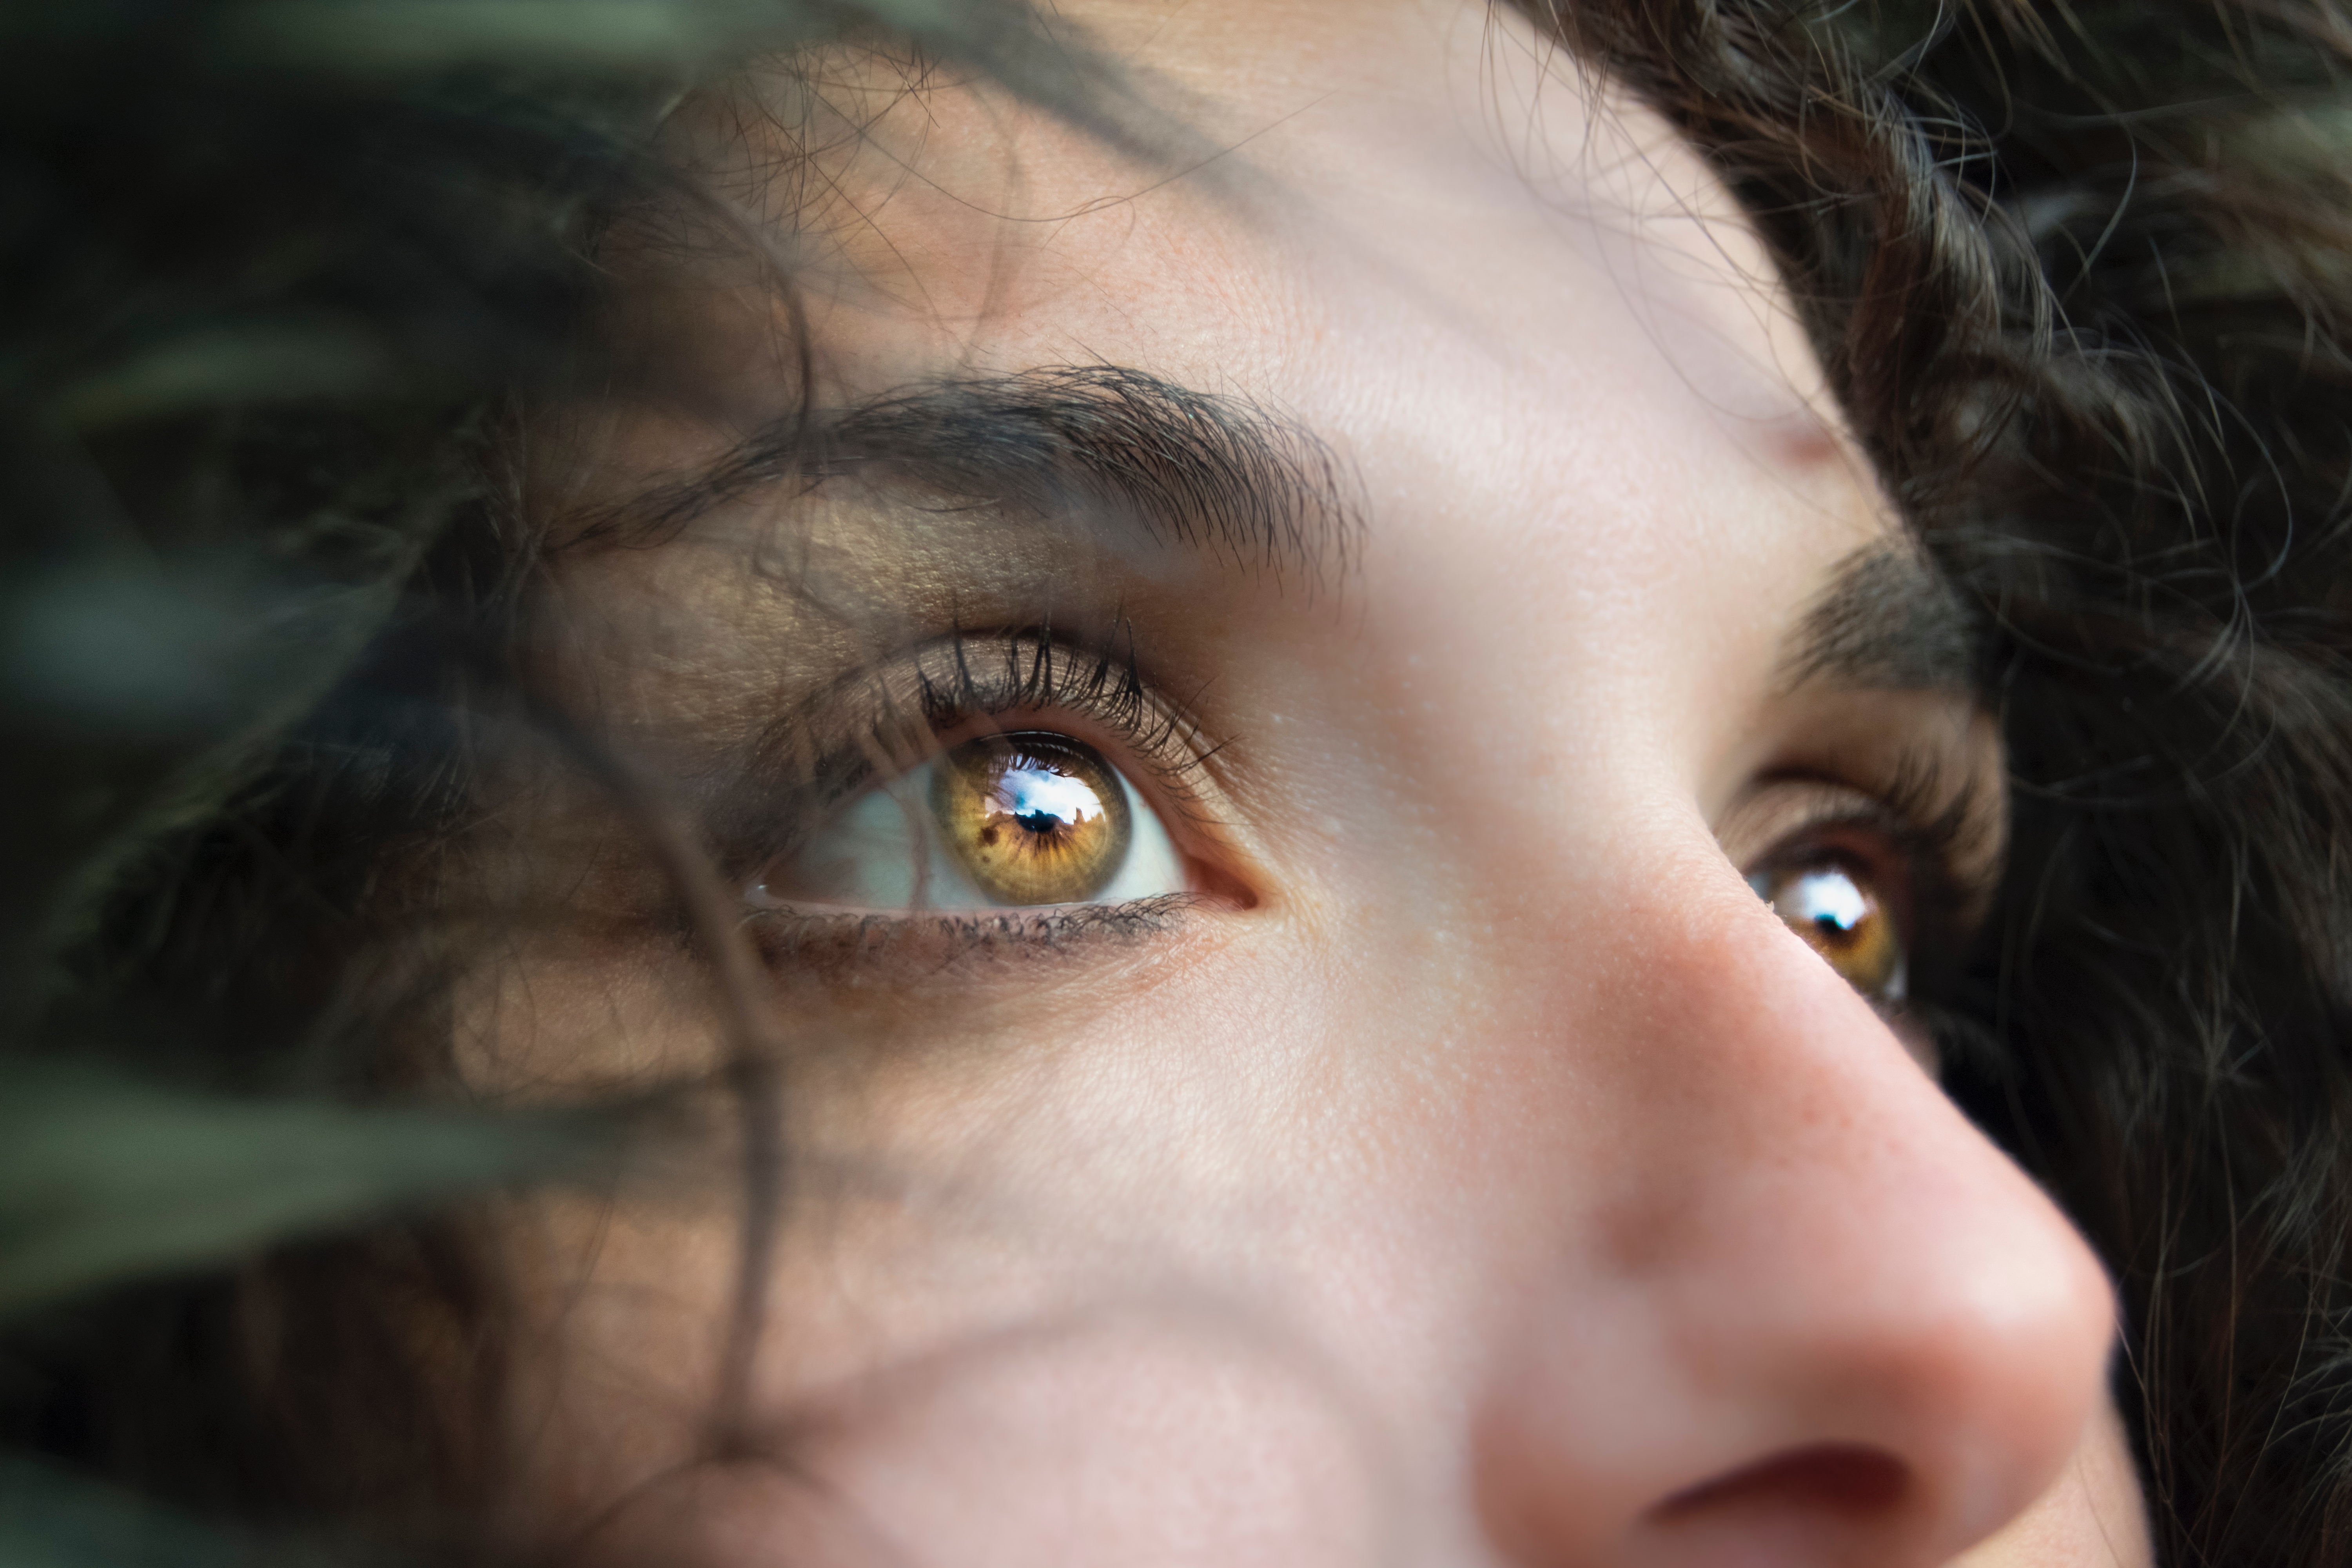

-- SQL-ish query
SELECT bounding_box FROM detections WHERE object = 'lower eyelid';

[741,893,1203,976]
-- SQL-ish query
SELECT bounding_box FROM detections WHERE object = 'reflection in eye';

[1748,859,1907,1002]
[755,731,1188,911]
[934,734,1133,904]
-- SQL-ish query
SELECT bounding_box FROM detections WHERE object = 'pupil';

[1014,808,1065,835]
[1790,869,1868,935]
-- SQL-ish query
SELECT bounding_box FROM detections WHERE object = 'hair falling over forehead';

[8,1,2352,1564]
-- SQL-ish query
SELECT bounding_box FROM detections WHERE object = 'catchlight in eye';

[1749,859,1907,1002]
[933,733,1132,905]
[754,729,1188,912]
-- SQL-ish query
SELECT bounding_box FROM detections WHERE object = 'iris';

[933,733,1134,905]
[1751,861,1906,1001]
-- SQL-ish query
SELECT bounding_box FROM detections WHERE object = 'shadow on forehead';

[671,11,1211,207]
[638,11,1234,286]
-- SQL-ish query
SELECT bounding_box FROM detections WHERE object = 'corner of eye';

[1183,852,1264,913]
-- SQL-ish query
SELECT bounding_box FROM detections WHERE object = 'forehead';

[652,0,1846,449]
[568,0,1900,781]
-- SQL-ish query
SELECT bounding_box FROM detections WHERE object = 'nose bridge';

[1470,820,2116,1568]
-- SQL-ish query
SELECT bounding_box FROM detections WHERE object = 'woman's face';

[482,2,2153,1563]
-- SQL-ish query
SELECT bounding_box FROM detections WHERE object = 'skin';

[471,2,2158,1563]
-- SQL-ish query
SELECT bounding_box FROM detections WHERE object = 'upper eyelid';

[902,630,1220,800]
[1717,778,1904,873]
[1725,717,2003,849]
[1719,765,1996,880]
[710,628,1226,872]
[1720,768,2004,949]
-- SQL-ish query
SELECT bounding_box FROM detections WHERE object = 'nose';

[1469,828,2117,1568]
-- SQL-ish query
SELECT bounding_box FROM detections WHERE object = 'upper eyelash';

[909,619,1217,791]
[1765,747,1995,889]
[1873,745,1999,867]
[711,619,1222,879]
[1744,746,2004,1006]
[1869,747,2005,938]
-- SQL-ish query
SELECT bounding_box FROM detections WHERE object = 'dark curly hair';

[1547,4,2352,1559]
[6,2,2352,1563]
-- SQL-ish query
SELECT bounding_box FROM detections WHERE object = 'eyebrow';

[1780,542,1979,693]
[583,372,1969,691]
[585,364,1358,586]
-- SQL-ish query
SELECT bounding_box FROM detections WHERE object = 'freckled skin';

[483,2,2154,1566]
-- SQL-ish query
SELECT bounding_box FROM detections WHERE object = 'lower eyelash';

[742,892,1201,975]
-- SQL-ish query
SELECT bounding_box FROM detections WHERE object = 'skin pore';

[471,1,2156,1563]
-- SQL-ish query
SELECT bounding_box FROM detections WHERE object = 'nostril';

[1657,1443,1909,1520]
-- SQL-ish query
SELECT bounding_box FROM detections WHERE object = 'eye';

[752,730,1189,911]
[1748,856,1908,1003]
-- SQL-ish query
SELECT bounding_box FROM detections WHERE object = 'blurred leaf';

[56,323,402,430]
[209,0,1006,78]
[216,0,795,75]
[0,1456,383,1567]
[0,1459,255,1568]
[1,560,377,740]
[0,1067,601,1317]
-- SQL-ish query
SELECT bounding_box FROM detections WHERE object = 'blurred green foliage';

[1,1459,282,1568]
[0,0,1141,1558]
[0,0,1122,1293]
[0,1068,601,1318]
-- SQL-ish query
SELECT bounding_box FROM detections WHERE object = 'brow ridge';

[573,364,1360,589]
[1782,542,1978,693]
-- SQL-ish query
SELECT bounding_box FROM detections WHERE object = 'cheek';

[1950,1397,2152,1568]
[573,1316,1388,1568]
[496,941,1476,1544]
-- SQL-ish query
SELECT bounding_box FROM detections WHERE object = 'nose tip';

[1624,1210,2118,1567]
[1479,1250,2115,1568]
[1470,867,2119,1568]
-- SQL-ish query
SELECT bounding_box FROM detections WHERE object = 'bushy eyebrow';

[584,364,1359,586]
[579,373,1962,690]
[1781,542,1978,693]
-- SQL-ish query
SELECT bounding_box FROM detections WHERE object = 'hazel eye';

[753,730,1188,911]
[1749,858,1907,1003]
[932,734,1131,904]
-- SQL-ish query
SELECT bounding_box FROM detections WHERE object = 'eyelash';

[725,621,1223,927]
[728,630,2000,999]
[740,894,1201,975]
[1754,751,1997,1004]
[907,622,1216,795]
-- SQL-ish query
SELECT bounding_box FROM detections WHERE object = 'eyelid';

[1717,759,2004,992]
[1718,779,1911,875]
[743,894,1205,977]
[1722,730,2004,878]
[720,627,1242,892]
